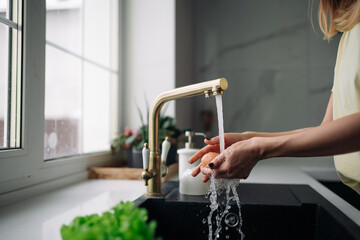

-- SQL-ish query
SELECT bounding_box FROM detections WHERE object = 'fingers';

[192,165,210,183]
[188,144,220,164]
[212,163,251,180]
[208,152,226,169]
[213,170,249,180]
[200,161,230,179]
[204,133,240,146]
[202,175,210,182]
[191,165,201,177]
[200,166,212,176]
[192,165,211,182]
[213,170,230,179]
[211,163,231,179]
[204,136,219,145]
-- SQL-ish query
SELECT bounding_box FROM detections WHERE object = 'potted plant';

[111,126,143,167]
[112,107,183,168]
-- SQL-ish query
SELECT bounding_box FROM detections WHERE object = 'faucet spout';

[143,78,228,196]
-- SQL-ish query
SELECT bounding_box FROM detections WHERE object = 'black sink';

[320,181,360,211]
[135,182,360,240]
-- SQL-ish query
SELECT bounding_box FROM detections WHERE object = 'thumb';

[208,152,225,169]
[204,136,219,145]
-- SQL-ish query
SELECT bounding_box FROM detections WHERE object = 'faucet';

[141,78,228,196]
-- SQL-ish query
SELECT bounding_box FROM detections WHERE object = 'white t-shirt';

[332,22,360,194]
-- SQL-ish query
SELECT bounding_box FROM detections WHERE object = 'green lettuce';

[61,201,161,240]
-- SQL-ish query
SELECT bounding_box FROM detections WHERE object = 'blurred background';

[0,0,341,165]
[124,0,341,169]
[176,0,340,138]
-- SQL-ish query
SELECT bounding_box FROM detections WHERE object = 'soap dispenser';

[177,131,210,195]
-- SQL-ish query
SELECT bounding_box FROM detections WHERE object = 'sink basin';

[135,182,360,240]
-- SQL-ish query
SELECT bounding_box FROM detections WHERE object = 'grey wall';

[175,0,196,131]
[176,0,341,168]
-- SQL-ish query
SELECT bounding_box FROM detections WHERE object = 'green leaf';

[61,201,160,240]
[125,134,138,145]
[136,103,145,127]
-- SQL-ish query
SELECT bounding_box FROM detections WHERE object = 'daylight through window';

[45,0,118,160]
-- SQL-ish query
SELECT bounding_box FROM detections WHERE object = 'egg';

[201,152,219,167]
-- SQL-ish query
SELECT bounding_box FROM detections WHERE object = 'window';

[0,0,22,149]
[0,0,120,200]
[44,0,119,160]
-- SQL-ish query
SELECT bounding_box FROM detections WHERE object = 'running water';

[206,95,244,240]
[215,95,225,153]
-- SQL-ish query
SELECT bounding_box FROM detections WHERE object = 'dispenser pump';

[184,131,207,149]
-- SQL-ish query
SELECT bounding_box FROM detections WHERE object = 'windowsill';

[0,179,146,240]
[0,152,124,206]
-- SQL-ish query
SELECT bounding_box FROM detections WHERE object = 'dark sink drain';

[224,213,239,228]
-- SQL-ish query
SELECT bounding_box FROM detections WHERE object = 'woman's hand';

[189,132,252,164]
[189,132,255,182]
[200,138,262,180]
[196,111,360,182]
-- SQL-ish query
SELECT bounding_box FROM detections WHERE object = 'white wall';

[123,0,175,129]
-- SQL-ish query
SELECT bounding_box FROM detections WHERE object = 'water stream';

[206,95,244,240]
[215,95,225,153]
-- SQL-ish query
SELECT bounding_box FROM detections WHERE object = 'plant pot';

[125,148,133,167]
[166,145,177,166]
[132,149,143,168]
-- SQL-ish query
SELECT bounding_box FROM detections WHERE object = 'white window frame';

[0,0,122,201]
[0,0,22,150]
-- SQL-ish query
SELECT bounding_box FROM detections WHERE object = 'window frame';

[0,0,122,198]
[0,0,22,150]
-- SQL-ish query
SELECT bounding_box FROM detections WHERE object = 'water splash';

[206,95,245,240]
[207,173,218,240]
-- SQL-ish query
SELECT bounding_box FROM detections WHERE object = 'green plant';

[112,103,183,151]
[111,127,142,152]
[60,201,161,240]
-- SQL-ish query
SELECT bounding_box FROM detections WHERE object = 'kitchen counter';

[0,159,359,240]
[0,180,146,240]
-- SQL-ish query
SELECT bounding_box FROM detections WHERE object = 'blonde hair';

[318,0,360,39]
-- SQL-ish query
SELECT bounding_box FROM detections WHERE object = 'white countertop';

[0,159,359,240]
[0,180,146,240]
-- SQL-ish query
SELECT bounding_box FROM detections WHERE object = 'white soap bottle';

[178,131,210,195]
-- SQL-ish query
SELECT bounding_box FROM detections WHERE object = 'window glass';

[46,0,82,55]
[0,23,9,148]
[0,0,8,19]
[0,0,20,24]
[0,0,21,150]
[83,0,110,67]
[83,62,111,153]
[45,0,118,159]
[44,46,82,158]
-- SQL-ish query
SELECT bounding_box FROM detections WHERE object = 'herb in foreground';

[61,201,161,240]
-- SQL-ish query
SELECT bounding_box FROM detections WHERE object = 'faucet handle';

[161,137,171,163]
[161,137,171,177]
[141,143,154,186]
[142,143,150,169]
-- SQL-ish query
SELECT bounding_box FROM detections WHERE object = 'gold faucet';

[141,78,228,196]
